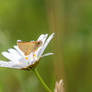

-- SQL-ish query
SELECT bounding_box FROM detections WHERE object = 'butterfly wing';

[17,42,36,56]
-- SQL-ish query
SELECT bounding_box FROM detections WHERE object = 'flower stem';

[32,68,52,92]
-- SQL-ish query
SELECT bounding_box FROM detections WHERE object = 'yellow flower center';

[24,54,35,61]
[25,57,28,60]
[33,54,35,60]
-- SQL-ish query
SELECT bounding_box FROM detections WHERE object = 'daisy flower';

[0,33,54,70]
[54,80,64,92]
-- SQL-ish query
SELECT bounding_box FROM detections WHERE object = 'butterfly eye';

[38,42,41,45]
[37,41,42,46]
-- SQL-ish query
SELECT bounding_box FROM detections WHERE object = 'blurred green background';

[0,0,92,92]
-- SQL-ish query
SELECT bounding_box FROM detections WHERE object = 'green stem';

[32,68,52,92]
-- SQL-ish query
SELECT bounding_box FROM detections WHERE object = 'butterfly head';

[36,41,42,47]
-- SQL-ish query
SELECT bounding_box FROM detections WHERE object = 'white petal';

[0,61,20,69]
[43,33,54,50]
[2,52,14,61]
[0,60,28,69]
[37,34,48,44]
[41,53,54,57]
[37,34,45,41]
[35,34,48,58]
[0,61,13,68]
[2,51,21,61]
[17,40,21,42]
[38,33,55,58]
[28,53,34,61]
[8,48,21,59]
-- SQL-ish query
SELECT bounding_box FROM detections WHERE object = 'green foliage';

[0,0,92,92]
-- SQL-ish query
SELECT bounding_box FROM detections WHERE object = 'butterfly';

[17,41,42,56]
